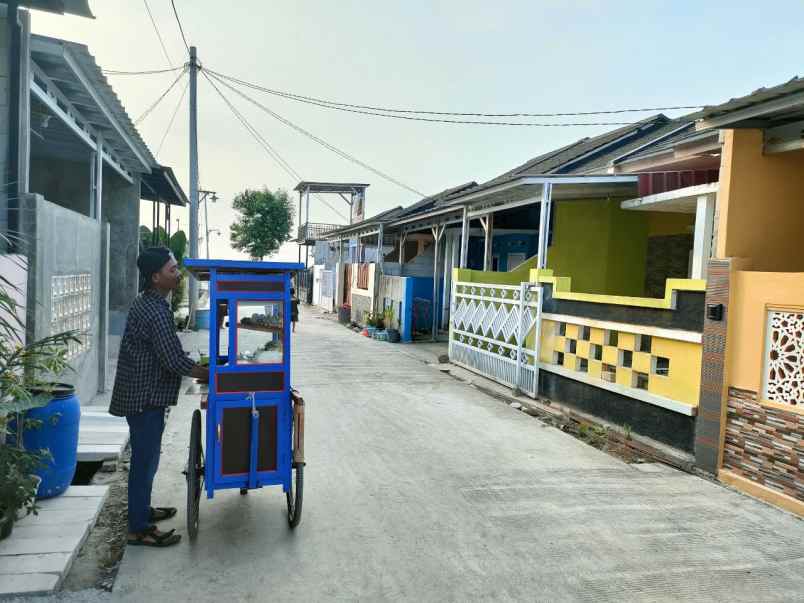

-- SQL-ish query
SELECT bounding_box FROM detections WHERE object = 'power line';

[206,68,703,121]
[134,67,186,125]
[142,0,174,68]
[170,0,191,55]
[206,70,426,197]
[156,78,189,157]
[202,71,349,221]
[103,66,183,76]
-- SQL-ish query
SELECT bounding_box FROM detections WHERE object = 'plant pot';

[0,506,13,541]
[386,328,401,343]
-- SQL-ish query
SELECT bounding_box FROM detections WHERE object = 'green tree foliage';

[138,226,188,313]
[230,188,294,260]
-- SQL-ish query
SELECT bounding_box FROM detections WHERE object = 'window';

[235,301,284,365]
[579,326,591,341]
[605,330,618,347]
[637,334,652,353]
[577,358,588,373]
[558,322,567,336]
[602,364,616,382]
[620,350,632,368]
[653,357,670,376]
[553,351,564,366]
[590,344,603,361]
[566,339,577,354]
[633,372,649,390]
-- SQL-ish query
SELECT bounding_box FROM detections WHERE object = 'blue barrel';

[21,385,81,499]
[196,308,210,329]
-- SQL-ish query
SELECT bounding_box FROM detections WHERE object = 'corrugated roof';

[392,181,478,220]
[15,0,94,17]
[31,34,157,172]
[690,76,804,123]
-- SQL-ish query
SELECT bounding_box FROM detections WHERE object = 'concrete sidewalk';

[109,307,804,602]
[0,486,108,597]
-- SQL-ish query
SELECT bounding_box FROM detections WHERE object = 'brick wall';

[694,259,732,474]
[723,387,803,502]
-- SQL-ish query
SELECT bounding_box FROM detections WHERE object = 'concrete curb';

[0,485,109,597]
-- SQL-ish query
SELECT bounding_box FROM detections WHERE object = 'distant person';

[110,247,207,548]
[291,287,299,333]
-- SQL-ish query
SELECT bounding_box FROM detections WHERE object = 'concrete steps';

[78,405,128,463]
[0,485,108,597]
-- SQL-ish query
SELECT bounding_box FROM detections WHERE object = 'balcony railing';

[297,222,341,243]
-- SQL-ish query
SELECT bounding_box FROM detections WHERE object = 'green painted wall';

[546,199,648,296]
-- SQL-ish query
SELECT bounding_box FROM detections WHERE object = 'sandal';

[149,506,178,522]
[127,525,181,547]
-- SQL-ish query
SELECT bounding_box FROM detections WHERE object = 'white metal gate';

[449,280,543,397]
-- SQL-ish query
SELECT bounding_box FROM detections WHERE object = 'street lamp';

[199,189,219,259]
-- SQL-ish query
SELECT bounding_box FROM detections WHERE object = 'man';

[110,247,206,547]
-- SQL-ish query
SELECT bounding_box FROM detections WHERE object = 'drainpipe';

[6,1,21,243]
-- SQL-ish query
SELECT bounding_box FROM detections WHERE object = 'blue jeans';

[126,407,166,533]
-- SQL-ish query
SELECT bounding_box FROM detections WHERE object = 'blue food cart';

[184,259,305,538]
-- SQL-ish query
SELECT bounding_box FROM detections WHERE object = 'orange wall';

[727,270,804,394]
[717,129,804,271]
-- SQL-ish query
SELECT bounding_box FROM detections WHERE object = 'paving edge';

[0,486,109,598]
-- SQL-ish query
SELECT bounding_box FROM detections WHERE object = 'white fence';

[449,281,543,397]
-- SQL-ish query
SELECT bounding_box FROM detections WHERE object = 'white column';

[398,231,407,265]
[431,225,444,340]
[482,214,494,271]
[441,233,452,327]
[460,206,470,268]
[691,193,716,279]
[537,182,553,269]
[377,223,384,275]
[94,137,103,220]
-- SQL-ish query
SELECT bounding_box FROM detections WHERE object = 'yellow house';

[610,78,804,515]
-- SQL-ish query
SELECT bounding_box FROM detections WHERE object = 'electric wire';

[134,67,187,125]
[142,0,175,68]
[103,66,183,76]
[155,77,189,157]
[171,0,191,55]
[206,70,426,197]
[206,68,703,121]
[202,71,349,221]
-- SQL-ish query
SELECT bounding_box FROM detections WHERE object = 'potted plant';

[0,268,77,538]
[383,307,401,343]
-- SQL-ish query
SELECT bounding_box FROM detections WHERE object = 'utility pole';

[188,46,199,329]
[199,189,218,259]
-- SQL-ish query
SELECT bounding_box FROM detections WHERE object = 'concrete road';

[112,309,804,602]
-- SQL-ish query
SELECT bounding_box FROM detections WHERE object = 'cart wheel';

[286,463,303,528]
[186,409,203,539]
[239,488,248,496]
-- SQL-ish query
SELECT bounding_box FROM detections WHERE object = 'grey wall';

[103,176,140,333]
[29,157,92,216]
[22,193,103,405]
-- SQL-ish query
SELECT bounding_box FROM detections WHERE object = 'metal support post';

[188,45,200,328]
[537,182,552,270]
[431,224,445,340]
[459,206,470,268]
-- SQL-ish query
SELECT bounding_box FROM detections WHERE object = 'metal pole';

[514,282,527,395]
[431,225,444,341]
[6,1,20,242]
[188,46,199,328]
[537,182,552,270]
[203,192,210,259]
[297,189,303,263]
[459,206,470,268]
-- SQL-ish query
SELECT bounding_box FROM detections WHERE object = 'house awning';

[30,34,157,181]
[294,181,370,193]
[693,77,804,130]
[141,166,188,206]
[620,182,718,213]
[7,0,93,17]
[446,175,639,217]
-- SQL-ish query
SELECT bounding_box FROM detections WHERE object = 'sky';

[31,1,804,262]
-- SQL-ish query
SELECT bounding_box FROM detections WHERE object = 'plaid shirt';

[109,289,196,417]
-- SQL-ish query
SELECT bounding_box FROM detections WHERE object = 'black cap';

[137,247,172,290]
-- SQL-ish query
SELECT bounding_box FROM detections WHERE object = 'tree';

[230,188,294,260]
